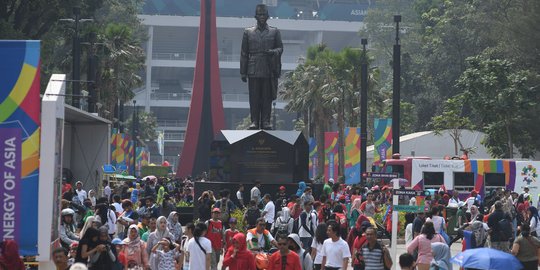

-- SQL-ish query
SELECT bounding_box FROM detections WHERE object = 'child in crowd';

[224,218,240,252]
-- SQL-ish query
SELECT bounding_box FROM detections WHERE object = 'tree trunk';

[505,121,514,158]
[315,110,326,181]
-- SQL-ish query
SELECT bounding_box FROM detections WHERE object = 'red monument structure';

[177,0,225,177]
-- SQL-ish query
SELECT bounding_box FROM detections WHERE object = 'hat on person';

[287,233,303,249]
[328,178,334,184]
[212,207,221,213]
[111,238,125,245]
[70,242,79,249]
[524,186,530,191]
[229,217,237,224]
[339,195,346,201]
[279,186,286,191]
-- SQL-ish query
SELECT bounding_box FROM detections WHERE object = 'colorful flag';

[374,118,392,166]
[345,127,361,185]
[0,41,41,255]
[324,132,339,182]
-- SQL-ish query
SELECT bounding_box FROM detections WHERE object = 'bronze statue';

[240,4,283,130]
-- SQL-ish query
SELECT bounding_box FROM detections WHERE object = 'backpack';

[334,212,349,237]
[292,217,300,234]
[299,211,315,237]
[216,199,231,223]
[273,217,291,236]
[246,208,260,227]
[498,217,513,241]
[318,205,332,223]
[469,221,487,248]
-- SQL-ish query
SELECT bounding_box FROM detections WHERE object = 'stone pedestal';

[209,130,308,184]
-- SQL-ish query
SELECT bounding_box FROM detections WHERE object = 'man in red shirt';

[206,208,223,270]
[268,234,302,270]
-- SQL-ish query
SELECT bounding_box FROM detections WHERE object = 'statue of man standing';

[240,4,283,130]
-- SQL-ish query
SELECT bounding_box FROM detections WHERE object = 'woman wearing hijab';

[223,233,257,270]
[123,224,149,269]
[89,226,116,270]
[75,227,101,265]
[430,242,452,270]
[0,240,25,270]
[167,211,183,243]
[88,190,97,207]
[349,198,362,229]
[296,181,306,197]
[147,216,172,270]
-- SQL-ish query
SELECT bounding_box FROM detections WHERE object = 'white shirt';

[94,209,117,235]
[310,240,324,264]
[76,189,87,203]
[321,238,351,268]
[187,237,212,269]
[405,223,413,246]
[298,211,318,238]
[263,201,275,223]
[251,187,261,203]
[465,197,476,212]
[103,185,111,200]
[112,202,123,214]
[246,230,275,248]
[530,217,540,236]
[236,190,243,204]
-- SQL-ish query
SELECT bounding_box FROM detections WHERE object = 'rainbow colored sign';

[308,137,317,179]
[324,132,339,182]
[0,41,41,255]
[344,127,361,184]
[374,118,392,166]
[111,130,131,167]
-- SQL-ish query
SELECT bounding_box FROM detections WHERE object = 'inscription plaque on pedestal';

[209,130,308,184]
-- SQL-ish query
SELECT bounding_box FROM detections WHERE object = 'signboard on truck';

[411,159,540,205]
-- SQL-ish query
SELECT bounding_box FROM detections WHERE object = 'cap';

[328,178,334,184]
[279,186,285,190]
[212,207,221,213]
[339,195,346,201]
[111,238,125,245]
[229,217,237,224]
[382,185,389,191]
[372,185,380,191]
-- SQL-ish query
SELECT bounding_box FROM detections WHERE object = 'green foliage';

[457,53,540,158]
[176,201,193,207]
[125,110,159,142]
[230,208,248,233]
[428,94,474,155]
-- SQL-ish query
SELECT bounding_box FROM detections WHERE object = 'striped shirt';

[359,242,385,270]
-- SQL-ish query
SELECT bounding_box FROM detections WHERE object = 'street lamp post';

[132,100,138,176]
[392,15,401,156]
[60,7,93,108]
[360,38,368,182]
[87,32,98,113]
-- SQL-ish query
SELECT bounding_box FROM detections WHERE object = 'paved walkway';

[216,241,464,269]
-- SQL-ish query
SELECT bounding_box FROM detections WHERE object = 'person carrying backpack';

[271,207,293,237]
[487,201,512,252]
[298,201,318,253]
[288,233,313,270]
[243,200,261,230]
[214,189,236,228]
[331,205,349,240]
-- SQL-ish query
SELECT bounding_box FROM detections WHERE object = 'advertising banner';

[324,132,339,182]
[374,118,392,166]
[308,137,317,179]
[0,40,40,255]
[344,127,360,185]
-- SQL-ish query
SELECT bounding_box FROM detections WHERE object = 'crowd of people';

[53,175,540,270]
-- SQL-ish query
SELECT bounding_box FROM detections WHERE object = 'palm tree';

[97,23,145,121]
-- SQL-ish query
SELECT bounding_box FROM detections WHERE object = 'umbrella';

[450,248,522,270]
[390,178,409,185]
[142,175,157,181]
